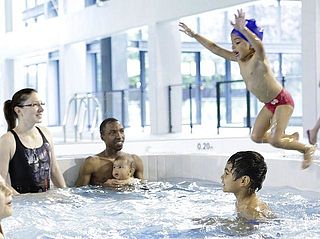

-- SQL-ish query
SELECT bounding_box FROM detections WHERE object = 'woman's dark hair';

[3,88,37,131]
[227,151,267,194]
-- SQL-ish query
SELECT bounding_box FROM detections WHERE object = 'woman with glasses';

[0,88,66,194]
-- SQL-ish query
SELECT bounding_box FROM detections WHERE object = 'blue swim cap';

[231,19,263,42]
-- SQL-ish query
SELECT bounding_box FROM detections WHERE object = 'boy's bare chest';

[238,60,281,102]
[239,63,264,89]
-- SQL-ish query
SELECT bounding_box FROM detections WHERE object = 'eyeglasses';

[18,102,46,108]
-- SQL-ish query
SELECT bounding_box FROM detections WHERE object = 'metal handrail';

[63,94,81,142]
[215,76,291,134]
[168,83,202,133]
[216,80,251,134]
[63,93,102,142]
[74,97,87,142]
[75,94,102,142]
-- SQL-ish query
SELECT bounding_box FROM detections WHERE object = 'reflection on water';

[2,179,320,239]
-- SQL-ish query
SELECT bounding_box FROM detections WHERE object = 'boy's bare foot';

[302,145,316,169]
[306,130,317,145]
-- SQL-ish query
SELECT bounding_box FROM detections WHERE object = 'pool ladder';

[63,93,102,142]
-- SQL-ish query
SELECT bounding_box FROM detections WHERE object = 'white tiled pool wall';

[58,155,320,192]
[56,137,320,191]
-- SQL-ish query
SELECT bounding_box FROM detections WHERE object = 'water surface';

[2,179,320,238]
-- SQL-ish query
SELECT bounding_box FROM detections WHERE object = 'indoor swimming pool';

[2,179,320,239]
[2,136,319,238]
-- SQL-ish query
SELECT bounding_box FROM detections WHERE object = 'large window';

[22,0,58,26]
[179,0,302,130]
[23,53,60,126]
[127,27,150,128]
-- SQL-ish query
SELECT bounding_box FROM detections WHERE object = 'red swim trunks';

[264,89,294,114]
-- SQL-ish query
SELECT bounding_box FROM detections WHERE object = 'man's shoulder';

[80,155,113,174]
[116,152,142,161]
[130,153,142,160]
[82,155,105,167]
[84,154,115,165]
[84,155,101,162]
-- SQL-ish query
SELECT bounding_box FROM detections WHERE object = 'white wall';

[0,0,255,58]
[1,0,318,136]
[302,0,320,131]
[148,20,182,134]
[60,42,90,109]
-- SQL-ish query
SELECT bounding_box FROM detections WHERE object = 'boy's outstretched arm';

[179,22,236,61]
[231,9,265,58]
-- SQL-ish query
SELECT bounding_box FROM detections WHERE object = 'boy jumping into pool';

[221,151,273,220]
[179,9,316,169]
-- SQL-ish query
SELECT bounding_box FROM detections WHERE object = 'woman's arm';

[0,133,19,195]
[40,127,66,188]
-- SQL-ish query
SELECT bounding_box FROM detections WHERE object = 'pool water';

[2,179,320,239]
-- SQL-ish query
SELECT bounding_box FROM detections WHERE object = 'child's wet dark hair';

[227,151,267,193]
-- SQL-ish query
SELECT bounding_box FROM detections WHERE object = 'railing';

[62,88,149,142]
[168,75,300,135]
[168,83,203,133]
[63,93,102,142]
[63,76,300,141]
[62,93,80,142]
[216,80,251,134]
[215,76,303,134]
[74,94,102,141]
[102,88,148,129]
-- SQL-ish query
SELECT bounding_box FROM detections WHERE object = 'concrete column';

[62,0,85,15]
[4,0,12,32]
[0,59,14,132]
[302,0,320,130]
[47,60,60,125]
[100,34,128,124]
[58,0,65,16]
[1,59,14,100]
[148,20,182,134]
[59,42,88,122]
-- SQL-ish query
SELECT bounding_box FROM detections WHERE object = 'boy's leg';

[251,106,300,143]
[250,106,273,143]
[269,104,300,149]
[270,105,315,168]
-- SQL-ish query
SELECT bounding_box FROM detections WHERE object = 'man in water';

[75,118,144,186]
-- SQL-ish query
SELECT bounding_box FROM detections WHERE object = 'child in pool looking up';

[221,151,273,220]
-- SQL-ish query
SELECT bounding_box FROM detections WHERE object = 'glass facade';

[177,1,302,131]
[3,0,303,135]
